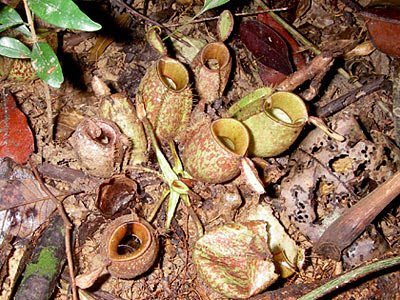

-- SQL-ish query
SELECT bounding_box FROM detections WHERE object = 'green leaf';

[0,37,31,58]
[31,42,63,88]
[166,190,180,229]
[0,5,24,32]
[15,24,32,37]
[217,10,234,42]
[27,0,102,31]
[197,0,230,17]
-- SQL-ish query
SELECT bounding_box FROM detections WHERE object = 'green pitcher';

[228,89,344,157]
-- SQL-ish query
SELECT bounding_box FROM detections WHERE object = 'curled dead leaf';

[193,221,278,298]
[360,6,400,57]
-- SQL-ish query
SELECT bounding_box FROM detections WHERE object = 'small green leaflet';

[31,42,63,88]
[197,0,230,17]
[0,37,31,58]
[0,5,24,32]
[217,10,234,42]
[15,24,32,37]
[27,0,101,31]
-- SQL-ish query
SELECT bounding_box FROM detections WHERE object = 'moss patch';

[22,247,58,284]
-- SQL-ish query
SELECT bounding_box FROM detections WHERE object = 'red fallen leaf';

[240,20,293,76]
[258,65,288,85]
[257,12,306,70]
[360,6,400,58]
[0,94,34,164]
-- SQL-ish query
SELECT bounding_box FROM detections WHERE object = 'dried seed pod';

[100,214,159,279]
[96,175,138,218]
[70,117,130,178]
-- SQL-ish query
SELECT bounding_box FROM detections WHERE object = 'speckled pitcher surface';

[182,118,249,183]
[136,56,192,142]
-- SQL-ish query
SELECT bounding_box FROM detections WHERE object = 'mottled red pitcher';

[136,56,192,142]
[182,118,249,183]
[192,42,232,104]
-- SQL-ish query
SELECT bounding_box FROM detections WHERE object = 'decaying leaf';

[280,116,396,242]
[344,40,375,59]
[245,204,305,278]
[96,175,138,218]
[0,174,57,243]
[193,221,278,299]
[99,93,148,165]
[55,109,85,141]
[361,6,400,58]
[239,20,293,76]
[89,14,131,62]
[0,94,34,164]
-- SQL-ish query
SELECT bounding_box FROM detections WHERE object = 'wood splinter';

[315,171,400,260]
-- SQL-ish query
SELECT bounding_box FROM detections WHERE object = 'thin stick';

[29,159,78,300]
[163,8,289,27]
[298,256,400,300]
[42,82,54,142]
[23,1,54,141]
[316,76,390,117]
[22,0,37,42]
[276,53,334,93]
[113,0,190,47]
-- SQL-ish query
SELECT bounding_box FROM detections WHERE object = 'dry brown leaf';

[0,175,57,242]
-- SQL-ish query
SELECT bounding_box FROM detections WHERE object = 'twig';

[315,171,400,260]
[316,76,391,117]
[23,0,54,141]
[29,159,78,300]
[276,53,334,94]
[113,0,190,47]
[163,8,289,27]
[298,256,400,300]
[22,0,37,42]
[42,82,54,142]
[301,61,333,100]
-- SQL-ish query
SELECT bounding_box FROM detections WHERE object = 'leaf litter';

[1,0,400,299]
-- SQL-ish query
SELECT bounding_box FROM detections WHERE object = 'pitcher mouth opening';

[157,56,189,92]
[108,222,152,262]
[263,92,308,128]
[211,118,249,156]
[201,42,231,72]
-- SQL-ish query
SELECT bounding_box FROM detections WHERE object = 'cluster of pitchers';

[136,42,343,184]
